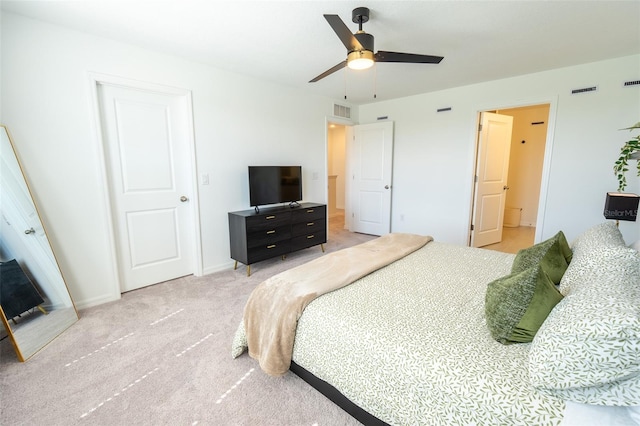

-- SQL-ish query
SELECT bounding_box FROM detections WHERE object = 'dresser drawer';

[246,211,292,231]
[291,231,327,252]
[247,226,291,248]
[247,240,291,263]
[291,220,324,237]
[291,206,325,223]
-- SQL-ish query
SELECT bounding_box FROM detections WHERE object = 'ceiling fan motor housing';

[354,32,374,52]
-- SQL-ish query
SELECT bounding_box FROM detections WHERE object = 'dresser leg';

[320,243,325,253]
[234,260,238,270]
[246,265,251,277]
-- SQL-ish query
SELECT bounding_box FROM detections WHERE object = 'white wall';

[1,13,344,308]
[359,55,640,245]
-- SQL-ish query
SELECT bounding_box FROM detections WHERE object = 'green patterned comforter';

[291,242,565,426]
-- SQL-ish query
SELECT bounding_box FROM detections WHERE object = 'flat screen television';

[248,166,302,209]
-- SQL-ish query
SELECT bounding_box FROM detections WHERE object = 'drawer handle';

[266,215,276,220]
[307,235,315,239]
[267,244,276,249]
[306,209,314,213]
[307,222,314,226]
[266,230,276,234]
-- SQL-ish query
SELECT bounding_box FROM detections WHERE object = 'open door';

[470,112,513,247]
[348,121,394,236]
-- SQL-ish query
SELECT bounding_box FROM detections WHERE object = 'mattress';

[291,241,565,425]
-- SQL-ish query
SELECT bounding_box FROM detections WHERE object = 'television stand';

[228,203,327,276]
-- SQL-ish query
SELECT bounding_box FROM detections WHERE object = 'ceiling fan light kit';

[347,50,375,70]
[310,6,444,83]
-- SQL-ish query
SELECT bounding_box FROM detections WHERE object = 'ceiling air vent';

[333,104,351,119]
[624,80,640,87]
[571,86,598,95]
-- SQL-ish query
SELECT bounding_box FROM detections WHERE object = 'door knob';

[503,186,510,190]
[24,227,35,234]
[180,196,189,202]
[384,185,390,189]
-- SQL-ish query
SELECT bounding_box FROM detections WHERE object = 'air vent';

[624,80,640,87]
[333,104,351,119]
[437,107,452,112]
[571,86,598,95]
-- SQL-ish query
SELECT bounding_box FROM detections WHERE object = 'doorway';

[327,123,347,233]
[327,120,394,237]
[472,103,551,253]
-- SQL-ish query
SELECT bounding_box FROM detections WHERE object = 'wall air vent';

[437,107,452,112]
[624,80,640,87]
[571,86,598,95]
[333,104,351,119]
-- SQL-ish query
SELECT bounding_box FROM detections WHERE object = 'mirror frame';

[0,124,79,361]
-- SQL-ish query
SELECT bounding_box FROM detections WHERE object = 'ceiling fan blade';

[309,60,347,83]
[324,14,364,52]
[375,51,444,64]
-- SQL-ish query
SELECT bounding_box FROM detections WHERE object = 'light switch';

[202,173,210,185]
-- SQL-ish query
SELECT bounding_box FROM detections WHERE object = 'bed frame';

[289,361,389,426]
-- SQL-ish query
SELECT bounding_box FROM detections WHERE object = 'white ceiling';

[3,0,640,105]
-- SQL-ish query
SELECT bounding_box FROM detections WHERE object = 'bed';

[232,222,640,425]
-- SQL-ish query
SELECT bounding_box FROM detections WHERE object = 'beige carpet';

[0,214,375,425]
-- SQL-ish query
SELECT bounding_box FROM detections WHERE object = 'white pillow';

[559,222,626,295]
[529,243,640,405]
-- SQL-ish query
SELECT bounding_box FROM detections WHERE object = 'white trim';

[467,95,559,245]
[86,72,203,301]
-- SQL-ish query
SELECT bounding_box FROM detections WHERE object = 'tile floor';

[482,226,536,254]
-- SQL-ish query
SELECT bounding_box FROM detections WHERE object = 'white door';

[349,121,394,236]
[97,84,195,292]
[471,112,513,247]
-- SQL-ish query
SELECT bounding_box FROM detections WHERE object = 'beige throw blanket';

[242,233,433,376]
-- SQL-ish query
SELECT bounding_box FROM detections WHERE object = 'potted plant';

[613,121,640,192]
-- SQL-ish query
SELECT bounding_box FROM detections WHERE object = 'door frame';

[88,72,203,300]
[467,96,558,246]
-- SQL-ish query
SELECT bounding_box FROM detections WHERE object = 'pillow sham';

[511,231,572,285]
[485,265,564,344]
[569,221,626,256]
[559,222,627,296]
[529,245,640,405]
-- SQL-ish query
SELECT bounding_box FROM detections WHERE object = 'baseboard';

[202,260,236,276]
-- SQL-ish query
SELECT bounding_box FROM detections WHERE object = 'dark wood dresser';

[228,203,327,275]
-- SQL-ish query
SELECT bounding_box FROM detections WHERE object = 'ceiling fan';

[309,7,444,83]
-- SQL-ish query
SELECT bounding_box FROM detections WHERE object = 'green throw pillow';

[511,231,572,284]
[485,265,564,344]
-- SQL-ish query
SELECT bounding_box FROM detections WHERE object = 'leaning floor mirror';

[0,124,79,361]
